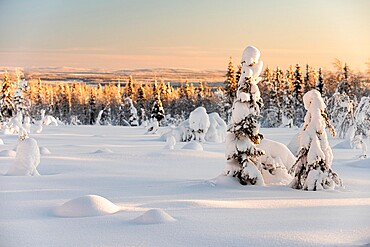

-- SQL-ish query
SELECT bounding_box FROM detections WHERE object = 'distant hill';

[14,67,226,85]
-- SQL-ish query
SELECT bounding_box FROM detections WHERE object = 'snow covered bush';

[41,109,58,126]
[289,90,343,191]
[224,45,266,185]
[189,107,210,142]
[257,139,295,185]
[205,113,227,143]
[161,111,226,143]
[6,129,41,176]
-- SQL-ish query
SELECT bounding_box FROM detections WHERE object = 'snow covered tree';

[336,63,351,96]
[293,64,305,127]
[263,67,282,127]
[125,97,138,126]
[87,88,97,125]
[235,64,242,86]
[347,96,370,158]
[151,93,165,124]
[0,72,15,121]
[13,79,30,117]
[224,57,237,121]
[315,68,324,95]
[224,46,265,185]
[289,90,343,191]
[125,76,134,99]
[304,64,317,93]
[327,92,354,138]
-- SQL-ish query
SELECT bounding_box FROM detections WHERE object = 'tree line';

[0,61,369,127]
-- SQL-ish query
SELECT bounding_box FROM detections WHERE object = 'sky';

[0,0,369,72]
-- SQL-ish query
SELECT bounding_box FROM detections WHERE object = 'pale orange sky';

[0,0,369,72]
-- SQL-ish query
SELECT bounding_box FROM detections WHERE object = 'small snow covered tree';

[289,90,343,191]
[189,107,210,142]
[224,46,265,185]
[6,129,41,176]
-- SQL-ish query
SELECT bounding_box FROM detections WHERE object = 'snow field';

[0,126,369,247]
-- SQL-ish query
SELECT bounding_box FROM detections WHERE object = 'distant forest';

[0,59,369,127]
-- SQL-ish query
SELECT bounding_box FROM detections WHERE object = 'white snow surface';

[182,140,204,151]
[0,126,369,247]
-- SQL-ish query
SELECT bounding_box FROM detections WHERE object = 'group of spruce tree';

[225,58,369,128]
[0,61,368,127]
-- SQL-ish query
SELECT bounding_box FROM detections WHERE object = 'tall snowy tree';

[293,64,305,127]
[315,68,324,95]
[289,90,343,190]
[224,46,265,185]
[224,56,237,110]
[336,63,351,96]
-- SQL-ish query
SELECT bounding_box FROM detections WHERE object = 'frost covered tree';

[289,90,343,191]
[224,46,265,185]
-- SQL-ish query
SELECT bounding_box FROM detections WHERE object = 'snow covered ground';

[0,126,369,247]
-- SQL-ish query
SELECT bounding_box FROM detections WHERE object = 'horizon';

[0,0,369,72]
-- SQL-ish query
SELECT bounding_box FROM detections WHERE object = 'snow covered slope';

[0,126,369,247]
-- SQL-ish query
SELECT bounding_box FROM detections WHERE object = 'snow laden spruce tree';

[289,90,343,190]
[224,46,265,185]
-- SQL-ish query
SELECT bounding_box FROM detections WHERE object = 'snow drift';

[131,209,176,224]
[53,195,121,217]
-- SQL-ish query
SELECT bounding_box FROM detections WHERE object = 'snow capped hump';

[241,46,261,66]
[303,89,326,111]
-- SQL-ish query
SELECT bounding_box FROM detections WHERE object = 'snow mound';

[0,149,16,157]
[131,209,176,224]
[0,138,4,145]
[39,147,51,155]
[182,141,203,151]
[53,195,121,217]
[92,148,114,154]
[258,139,296,170]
